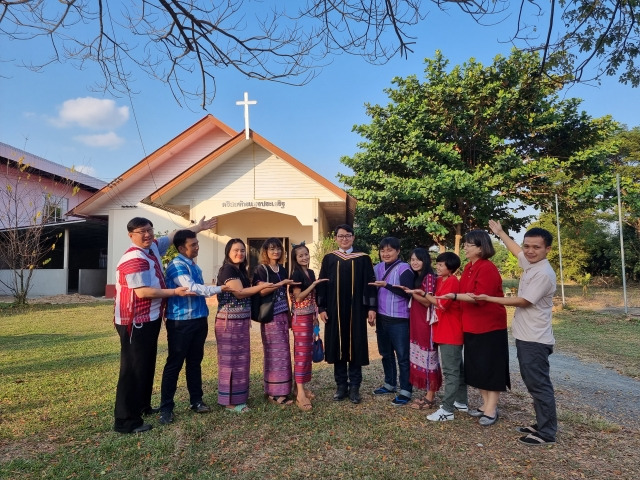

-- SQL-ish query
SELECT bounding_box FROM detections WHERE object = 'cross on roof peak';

[235,92,257,140]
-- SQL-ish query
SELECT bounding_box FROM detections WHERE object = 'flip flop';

[304,388,316,400]
[296,399,312,412]
[268,395,294,406]
[225,403,250,413]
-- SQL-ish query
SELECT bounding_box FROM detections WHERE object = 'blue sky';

[1,6,637,188]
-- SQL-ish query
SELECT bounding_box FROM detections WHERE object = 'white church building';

[70,97,355,297]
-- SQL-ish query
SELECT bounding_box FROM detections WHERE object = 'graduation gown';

[317,250,377,366]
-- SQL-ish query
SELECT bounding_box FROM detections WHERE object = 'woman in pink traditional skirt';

[215,239,274,413]
[403,247,443,410]
[289,242,329,411]
[253,238,298,406]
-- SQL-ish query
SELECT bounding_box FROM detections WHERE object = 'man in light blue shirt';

[159,228,231,424]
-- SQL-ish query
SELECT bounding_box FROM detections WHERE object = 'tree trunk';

[454,224,463,255]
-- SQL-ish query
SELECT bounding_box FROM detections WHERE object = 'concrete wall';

[0,269,68,297]
[78,269,108,296]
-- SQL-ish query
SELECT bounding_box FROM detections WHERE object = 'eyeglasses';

[132,228,154,236]
[336,234,353,240]
[463,242,478,248]
[268,247,282,252]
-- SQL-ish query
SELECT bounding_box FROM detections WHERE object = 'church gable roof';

[70,115,237,216]
[71,113,354,225]
[147,130,347,205]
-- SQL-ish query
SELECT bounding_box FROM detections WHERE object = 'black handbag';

[251,265,275,323]
[312,324,324,363]
[312,337,324,363]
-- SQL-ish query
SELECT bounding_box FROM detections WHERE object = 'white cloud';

[74,132,125,148]
[74,165,98,176]
[54,97,129,130]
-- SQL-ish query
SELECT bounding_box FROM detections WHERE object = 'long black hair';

[290,242,314,289]
[410,247,434,289]
[222,238,249,279]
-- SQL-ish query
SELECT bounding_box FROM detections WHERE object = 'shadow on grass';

[0,349,119,376]
[0,302,109,313]
[0,331,114,351]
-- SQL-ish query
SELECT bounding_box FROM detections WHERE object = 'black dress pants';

[334,360,362,388]
[113,320,161,433]
[160,317,208,413]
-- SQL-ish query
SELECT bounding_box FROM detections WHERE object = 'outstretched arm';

[167,216,218,244]
[469,293,531,307]
[489,219,522,257]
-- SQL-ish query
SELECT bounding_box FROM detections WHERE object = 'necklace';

[269,264,280,273]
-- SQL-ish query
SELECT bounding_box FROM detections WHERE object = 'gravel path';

[509,344,640,430]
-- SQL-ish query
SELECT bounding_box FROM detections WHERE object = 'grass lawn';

[0,288,638,480]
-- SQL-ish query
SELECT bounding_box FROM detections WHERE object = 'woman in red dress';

[404,247,442,409]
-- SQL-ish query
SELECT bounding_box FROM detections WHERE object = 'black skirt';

[464,329,511,391]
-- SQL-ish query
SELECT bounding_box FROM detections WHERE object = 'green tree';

[491,241,521,279]
[311,234,338,269]
[340,50,619,253]
[610,126,640,236]
[531,213,607,283]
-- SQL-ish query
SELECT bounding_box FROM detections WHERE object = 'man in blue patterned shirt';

[159,228,233,424]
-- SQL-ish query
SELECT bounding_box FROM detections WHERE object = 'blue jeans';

[516,339,558,441]
[160,317,208,413]
[376,317,411,397]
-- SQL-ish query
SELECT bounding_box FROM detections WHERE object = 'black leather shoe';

[142,406,160,415]
[349,385,361,404]
[190,401,211,413]
[159,411,174,425]
[333,385,349,401]
[131,423,153,433]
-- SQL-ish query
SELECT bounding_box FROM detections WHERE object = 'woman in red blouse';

[439,230,509,426]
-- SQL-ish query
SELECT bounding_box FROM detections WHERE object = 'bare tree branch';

[0,157,77,304]
[0,0,638,109]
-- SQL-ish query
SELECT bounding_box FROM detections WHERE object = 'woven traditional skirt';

[261,311,292,396]
[215,312,251,405]
[409,317,442,392]
[291,310,315,384]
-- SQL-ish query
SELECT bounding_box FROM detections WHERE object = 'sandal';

[225,403,250,413]
[268,395,294,406]
[409,397,437,410]
[293,383,316,400]
[296,399,312,412]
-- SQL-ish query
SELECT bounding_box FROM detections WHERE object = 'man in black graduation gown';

[318,224,377,404]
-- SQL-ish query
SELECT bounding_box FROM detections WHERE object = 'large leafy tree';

[610,126,640,236]
[1,1,638,108]
[340,50,619,252]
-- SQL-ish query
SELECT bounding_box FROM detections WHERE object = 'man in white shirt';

[472,220,558,446]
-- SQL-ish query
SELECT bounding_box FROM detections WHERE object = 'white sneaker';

[427,407,454,422]
[453,401,468,412]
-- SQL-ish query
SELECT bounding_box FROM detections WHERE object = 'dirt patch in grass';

[0,293,110,304]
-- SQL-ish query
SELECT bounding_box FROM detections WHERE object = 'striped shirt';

[114,237,170,325]
[166,253,222,320]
